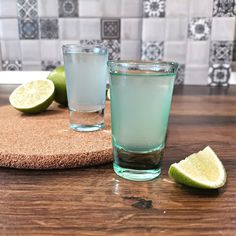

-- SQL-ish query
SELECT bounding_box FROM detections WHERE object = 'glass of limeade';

[63,44,108,132]
[108,61,178,181]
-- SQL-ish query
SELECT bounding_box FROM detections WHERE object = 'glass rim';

[108,60,179,76]
[62,43,107,54]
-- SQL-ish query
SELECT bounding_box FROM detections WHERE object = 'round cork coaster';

[0,102,112,169]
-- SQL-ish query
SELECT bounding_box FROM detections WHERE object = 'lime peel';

[47,66,67,106]
[168,146,227,189]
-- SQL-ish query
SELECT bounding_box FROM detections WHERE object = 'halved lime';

[9,80,55,114]
[168,146,227,189]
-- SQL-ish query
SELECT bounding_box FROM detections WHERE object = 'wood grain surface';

[0,84,236,236]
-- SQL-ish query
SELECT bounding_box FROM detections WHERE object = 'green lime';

[9,80,55,114]
[168,146,227,189]
[47,66,68,106]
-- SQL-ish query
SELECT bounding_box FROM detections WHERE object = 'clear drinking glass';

[108,61,179,181]
[63,44,108,132]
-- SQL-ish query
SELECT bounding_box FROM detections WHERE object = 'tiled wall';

[0,0,235,85]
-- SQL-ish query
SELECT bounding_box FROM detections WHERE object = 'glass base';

[69,108,104,132]
[70,123,104,132]
[113,163,161,181]
[112,145,164,181]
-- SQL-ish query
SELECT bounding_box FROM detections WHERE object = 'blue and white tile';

[208,64,231,86]
[58,0,78,17]
[188,18,211,41]
[18,18,39,39]
[40,18,59,39]
[79,39,102,46]
[17,0,38,18]
[213,0,236,17]
[121,40,141,60]
[101,19,120,40]
[143,0,166,17]
[2,60,22,71]
[102,40,120,60]
[141,41,164,61]
[0,0,17,17]
[0,19,19,40]
[212,17,235,41]
[41,60,61,71]
[210,41,233,64]
[233,41,236,61]
[175,64,185,85]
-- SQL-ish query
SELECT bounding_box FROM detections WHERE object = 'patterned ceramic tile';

[18,18,39,39]
[17,0,38,18]
[41,60,61,70]
[40,18,59,39]
[233,41,236,61]
[141,41,164,60]
[188,18,211,41]
[2,60,22,71]
[102,40,120,60]
[101,19,120,40]
[210,41,233,64]
[213,0,236,16]
[175,64,185,85]
[208,63,231,86]
[143,0,166,17]
[79,39,102,46]
[58,0,78,17]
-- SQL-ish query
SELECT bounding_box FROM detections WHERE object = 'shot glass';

[108,61,179,181]
[63,44,108,132]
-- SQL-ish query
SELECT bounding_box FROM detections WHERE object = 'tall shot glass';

[108,61,179,181]
[63,44,108,132]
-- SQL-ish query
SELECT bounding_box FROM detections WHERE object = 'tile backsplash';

[0,0,235,85]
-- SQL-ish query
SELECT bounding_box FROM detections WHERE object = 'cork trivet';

[0,102,112,169]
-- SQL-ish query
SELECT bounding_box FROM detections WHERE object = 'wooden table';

[0,85,236,236]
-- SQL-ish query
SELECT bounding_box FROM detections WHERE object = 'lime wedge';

[168,146,227,189]
[9,80,55,114]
